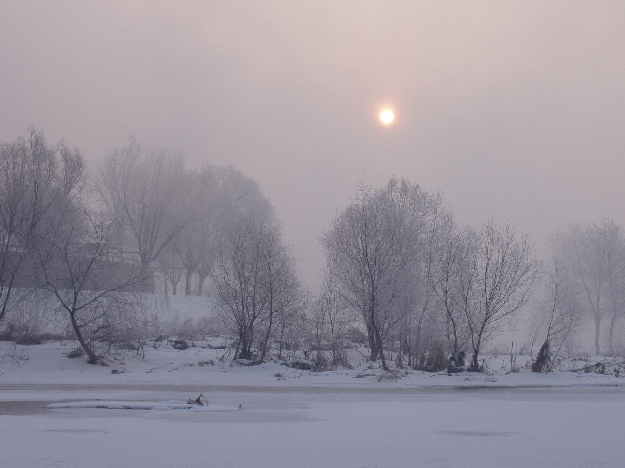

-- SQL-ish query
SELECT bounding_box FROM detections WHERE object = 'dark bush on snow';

[314,353,328,371]
[170,339,188,350]
[447,350,466,373]
[67,347,85,359]
[344,327,367,345]
[283,355,328,372]
[0,323,68,346]
[532,340,550,373]
[284,359,316,371]
[413,341,448,372]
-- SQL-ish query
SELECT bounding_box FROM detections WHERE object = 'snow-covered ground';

[1,339,622,388]
[1,340,624,467]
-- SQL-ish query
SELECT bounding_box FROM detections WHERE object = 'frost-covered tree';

[0,128,82,323]
[322,178,443,370]
[429,222,475,357]
[314,275,352,367]
[0,129,55,321]
[33,152,146,363]
[211,169,304,361]
[464,222,540,371]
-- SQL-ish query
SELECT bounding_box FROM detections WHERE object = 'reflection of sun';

[380,109,394,125]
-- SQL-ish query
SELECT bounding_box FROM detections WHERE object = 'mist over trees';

[210,167,305,361]
[322,179,540,372]
[551,220,625,355]
[0,128,70,322]
[1,128,625,369]
[97,137,193,272]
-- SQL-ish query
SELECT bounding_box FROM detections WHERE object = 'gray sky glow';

[2,1,625,288]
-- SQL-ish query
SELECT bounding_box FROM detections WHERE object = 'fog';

[2,1,625,288]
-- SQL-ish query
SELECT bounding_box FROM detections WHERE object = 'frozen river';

[1,384,623,467]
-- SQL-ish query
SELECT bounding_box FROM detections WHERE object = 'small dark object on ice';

[239,404,243,410]
[188,393,208,406]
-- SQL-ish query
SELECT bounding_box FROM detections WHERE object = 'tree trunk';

[608,313,617,355]
[367,325,379,361]
[470,334,482,371]
[278,322,286,360]
[184,268,194,295]
[196,273,208,296]
[239,336,252,360]
[373,326,388,371]
[69,311,98,364]
[259,315,274,362]
[471,350,480,372]
[0,283,14,323]
[594,315,602,355]
[233,338,241,362]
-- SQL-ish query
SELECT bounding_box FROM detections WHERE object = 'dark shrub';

[532,340,550,372]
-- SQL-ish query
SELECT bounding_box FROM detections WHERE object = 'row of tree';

[1,128,624,368]
[0,128,304,363]
[317,180,625,371]
[98,136,307,362]
[319,179,540,371]
[547,219,625,356]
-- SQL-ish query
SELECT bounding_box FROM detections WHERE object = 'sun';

[380,109,394,125]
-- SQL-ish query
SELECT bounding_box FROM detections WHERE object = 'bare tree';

[429,223,474,357]
[322,178,441,371]
[213,216,305,362]
[315,274,352,367]
[257,226,306,362]
[531,257,582,372]
[97,138,193,273]
[157,243,184,295]
[602,222,625,355]
[213,220,267,360]
[554,220,624,354]
[27,146,146,363]
[34,202,146,363]
[171,164,221,295]
[0,128,60,322]
[210,169,304,362]
[309,292,328,365]
[405,200,456,369]
[465,222,540,371]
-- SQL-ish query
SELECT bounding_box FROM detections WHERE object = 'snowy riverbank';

[1,340,623,390]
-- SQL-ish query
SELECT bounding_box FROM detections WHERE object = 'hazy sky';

[2,1,625,288]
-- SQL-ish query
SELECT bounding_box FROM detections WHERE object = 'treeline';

[0,128,304,363]
[1,128,624,370]
[318,181,625,372]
